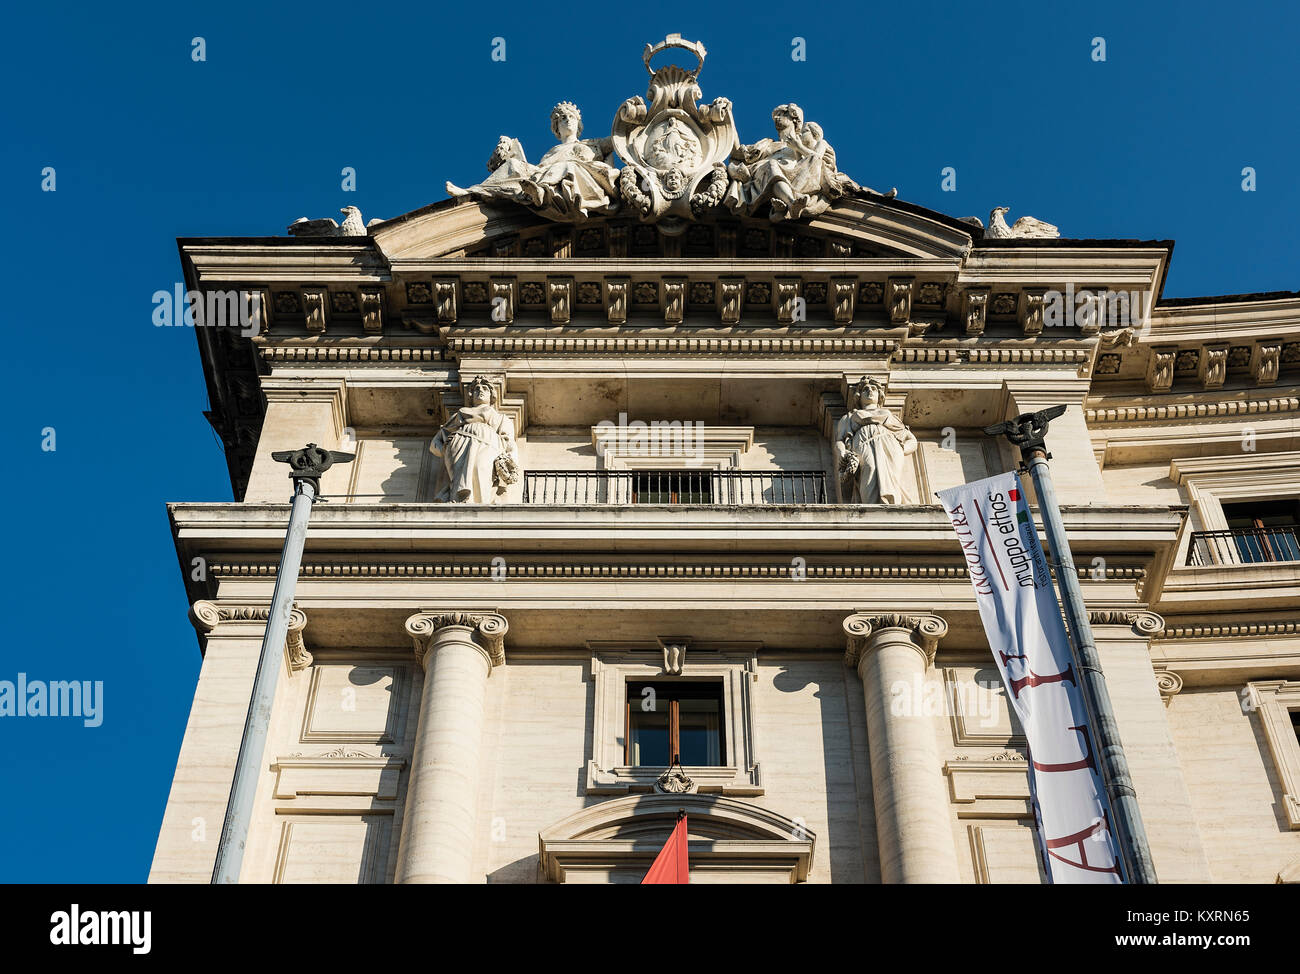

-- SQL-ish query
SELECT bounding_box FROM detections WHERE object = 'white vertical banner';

[938,471,1123,883]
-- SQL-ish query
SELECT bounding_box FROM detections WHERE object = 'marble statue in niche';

[833,377,918,504]
[430,376,521,503]
[445,102,621,222]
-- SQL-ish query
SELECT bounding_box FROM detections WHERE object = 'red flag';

[640,814,689,884]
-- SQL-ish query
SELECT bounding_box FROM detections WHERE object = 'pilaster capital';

[405,611,508,668]
[842,612,949,670]
[189,601,311,670]
[1088,609,1165,639]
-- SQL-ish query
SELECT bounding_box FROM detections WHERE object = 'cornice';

[179,239,389,284]
[203,558,1146,582]
[1169,451,1300,484]
[441,336,898,355]
[893,346,1092,366]
[1086,393,1300,424]
[390,257,964,274]
[260,346,445,364]
[169,502,1181,558]
[1154,620,1300,640]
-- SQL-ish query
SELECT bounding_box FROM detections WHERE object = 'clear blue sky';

[0,0,1295,882]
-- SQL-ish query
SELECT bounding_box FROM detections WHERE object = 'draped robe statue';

[725,103,860,222]
[445,102,620,222]
[833,379,917,504]
[430,377,520,503]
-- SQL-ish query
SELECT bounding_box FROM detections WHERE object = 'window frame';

[1246,680,1300,830]
[585,645,763,797]
[624,681,726,768]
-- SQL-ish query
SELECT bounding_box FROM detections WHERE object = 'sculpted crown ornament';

[445,34,891,231]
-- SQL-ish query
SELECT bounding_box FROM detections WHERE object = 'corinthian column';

[843,612,959,884]
[395,611,508,884]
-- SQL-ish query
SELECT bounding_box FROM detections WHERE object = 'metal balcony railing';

[1186,526,1300,566]
[522,470,830,505]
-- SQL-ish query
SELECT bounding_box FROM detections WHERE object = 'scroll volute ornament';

[843,612,949,668]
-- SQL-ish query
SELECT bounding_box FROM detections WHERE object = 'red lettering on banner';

[1032,724,1097,774]
[1045,818,1121,877]
[998,650,1077,699]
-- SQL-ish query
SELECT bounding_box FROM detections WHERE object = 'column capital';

[842,612,948,670]
[1088,609,1165,638]
[190,601,311,670]
[405,611,508,668]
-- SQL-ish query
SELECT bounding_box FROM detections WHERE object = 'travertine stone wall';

[1167,685,1300,883]
[149,630,266,883]
[469,655,876,883]
[1092,625,1212,882]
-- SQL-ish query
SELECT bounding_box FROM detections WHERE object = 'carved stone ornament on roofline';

[444,34,894,232]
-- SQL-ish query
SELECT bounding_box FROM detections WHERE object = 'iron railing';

[1186,526,1300,566]
[522,470,830,505]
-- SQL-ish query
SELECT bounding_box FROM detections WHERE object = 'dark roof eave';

[1156,289,1300,308]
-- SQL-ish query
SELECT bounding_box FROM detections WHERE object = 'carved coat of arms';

[439,34,893,230]
[610,35,737,234]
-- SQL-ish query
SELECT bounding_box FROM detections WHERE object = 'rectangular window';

[626,682,724,767]
[631,471,712,505]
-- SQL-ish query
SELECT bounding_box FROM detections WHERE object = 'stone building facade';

[151,39,1300,884]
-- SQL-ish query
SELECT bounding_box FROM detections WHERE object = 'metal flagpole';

[985,406,1158,884]
[211,443,354,884]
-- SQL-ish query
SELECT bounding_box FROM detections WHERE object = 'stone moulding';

[201,559,1147,581]
[260,346,444,364]
[440,335,899,355]
[586,648,761,797]
[537,793,815,883]
[1245,680,1300,830]
[1153,620,1300,640]
[1086,395,1300,424]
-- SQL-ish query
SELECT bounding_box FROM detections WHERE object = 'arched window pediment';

[538,794,815,883]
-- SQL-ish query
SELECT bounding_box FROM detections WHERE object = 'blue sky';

[0,0,1295,882]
